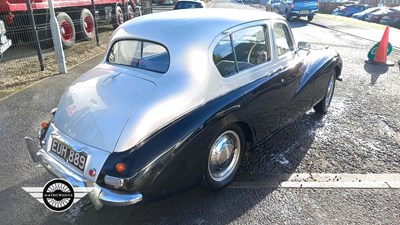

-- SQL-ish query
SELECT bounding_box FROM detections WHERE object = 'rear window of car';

[175,1,203,9]
[107,40,170,73]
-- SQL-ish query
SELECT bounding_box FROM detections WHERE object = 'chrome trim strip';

[24,137,143,209]
[104,175,125,188]
[96,185,142,207]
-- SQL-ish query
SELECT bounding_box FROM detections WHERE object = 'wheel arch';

[334,65,341,78]
[232,120,254,152]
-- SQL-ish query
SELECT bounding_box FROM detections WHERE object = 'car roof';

[112,9,283,51]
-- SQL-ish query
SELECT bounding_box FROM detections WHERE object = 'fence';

[0,0,152,90]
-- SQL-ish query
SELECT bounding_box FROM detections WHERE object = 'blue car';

[266,0,318,21]
[352,7,387,20]
[332,4,370,17]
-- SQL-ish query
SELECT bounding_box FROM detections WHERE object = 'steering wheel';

[247,43,266,65]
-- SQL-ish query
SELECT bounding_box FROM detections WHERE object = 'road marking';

[229,173,400,189]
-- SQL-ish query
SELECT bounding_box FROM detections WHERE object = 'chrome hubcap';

[208,131,240,182]
[325,74,335,108]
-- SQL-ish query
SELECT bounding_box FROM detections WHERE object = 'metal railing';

[0,0,152,89]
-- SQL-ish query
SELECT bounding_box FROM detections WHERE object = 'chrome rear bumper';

[24,137,142,210]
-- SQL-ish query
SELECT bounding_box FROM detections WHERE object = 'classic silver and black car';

[25,9,342,209]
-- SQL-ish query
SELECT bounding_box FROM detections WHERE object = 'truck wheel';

[307,15,314,21]
[127,4,134,20]
[76,8,95,41]
[112,5,124,28]
[57,12,76,48]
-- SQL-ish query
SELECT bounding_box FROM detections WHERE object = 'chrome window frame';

[271,21,296,58]
[212,23,273,78]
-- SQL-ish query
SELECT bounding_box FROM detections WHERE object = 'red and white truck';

[0,0,141,48]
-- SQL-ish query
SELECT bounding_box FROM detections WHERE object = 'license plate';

[51,139,87,172]
[0,39,11,54]
[300,10,309,14]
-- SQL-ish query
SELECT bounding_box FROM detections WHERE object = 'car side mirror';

[297,41,310,51]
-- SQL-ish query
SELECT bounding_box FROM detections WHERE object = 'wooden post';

[48,0,67,74]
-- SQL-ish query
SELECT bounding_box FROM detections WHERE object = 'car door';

[228,24,283,142]
[271,21,313,126]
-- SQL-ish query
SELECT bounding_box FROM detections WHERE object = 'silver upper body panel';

[53,9,287,153]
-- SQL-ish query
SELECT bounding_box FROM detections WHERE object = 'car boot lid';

[53,67,156,153]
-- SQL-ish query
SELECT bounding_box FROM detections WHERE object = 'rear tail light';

[115,162,126,173]
[290,3,294,9]
[41,121,49,129]
[89,169,96,177]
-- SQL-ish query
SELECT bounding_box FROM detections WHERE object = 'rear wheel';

[112,5,124,29]
[57,12,76,48]
[202,125,245,191]
[76,8,95,41]
[307,14,314,21]
[314,71,336,114]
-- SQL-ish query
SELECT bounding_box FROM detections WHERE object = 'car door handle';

[266,67,284,77]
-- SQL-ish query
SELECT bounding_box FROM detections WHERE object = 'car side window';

[232,26,270,70]
[213,36,238,77]
[213,26,271,77]
[272,23,294,56]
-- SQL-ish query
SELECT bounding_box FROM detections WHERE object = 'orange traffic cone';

[365,26,394,66]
